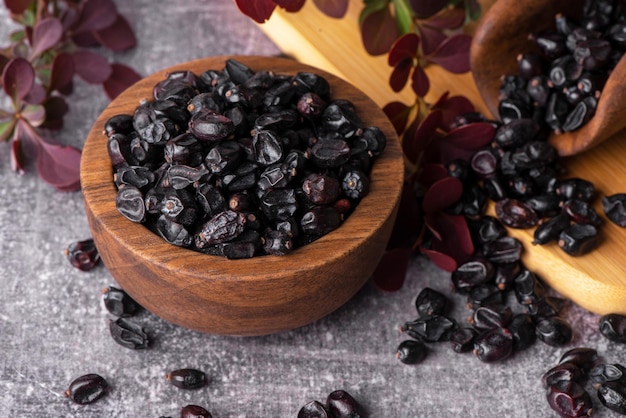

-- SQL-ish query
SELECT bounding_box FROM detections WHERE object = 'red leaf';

[419,244,457,271]
[235,0,277,23]
[72,50,112,83]
[387,183,422,249]
[389,58,412,92]
[40,96,69,130]
[274,0,306,12]
[411,65,429,97]
[432,94,475,131]
[23,82,46,104]
[388,33,419,67]
[418,25,446,56]
[426,212,474,263]
[360,6,399,56]
[312,0,348,18]
[404,109,442,163]
[94,14,137,52]
[49,52,75,95]
[418,163,448,188]
[2,57,34,102]
[372,247,412,291]
[443,122,496,149]
[408,0,447,18]
[423,7,466,30]
[422,176,463,214]
[30,17,63,59]
[426,34,472,73]
[383,101,412,135]
[10,137,25,174]
[4,0,32,14]
[73,0,118,34]
[37,139,82,191]
[102,63,142,100]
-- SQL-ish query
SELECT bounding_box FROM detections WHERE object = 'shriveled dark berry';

[598,313,626,344]
[589,363,626,387]
[602,194,626,227]
[597,381,626,415]
[494,261,522,291]
[509,313,536,351]
[536,316,573,346]
[470,305,512,330]
[104,114,134,137]
[298,400,332,418]
[300,206,342,236]
[401,315,457,342]
[302,173,341,205]
[396,339,428,364]
[325,390,363,418]
[194,210,246,248]
[473,327,513,362]
[341,170,370,200]
[102,286,142,317]
[166,368,207,390]
[558,347,598,371]
[558,223,600,256]
[414,287,448,317]
[116,185,147,223]
[542,362,585,389]
[65,238,100,271]
[514,269,546,305]
[532,213,571,245]
[181,404,213,418]
[561,199,602,226]
[468,215,506,244]
[527,296,566,318]
[109,317,149,349]
[64,373,108,405]
[546,380,593,418]
[263,229,294,256]
[450,257,495,293]
[449,327,477,353]
[495,198,539,228]
[482,236,523,264]
[466,284,503,309]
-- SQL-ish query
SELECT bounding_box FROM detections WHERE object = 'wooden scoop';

[470,0,626,156]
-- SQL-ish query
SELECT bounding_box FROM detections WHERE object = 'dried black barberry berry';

[589,363,626,387]
[166,368,207,390]
[602,194,626,227]
[109,317,149,349]
[298,400,332,418]
[508,313,536,351]
[558,223,600,256]
[181,404,213,418]
[449,327,478,353]
[65,238,100,271]
[102,286,142,317]
[473,327,513,362]
[325,390,364,418]
[598,313,626,343]
[64,373,108,405]
[414,287,449,317]
[535,316,573,346]
[401,315,457,342]
[546,380,593,418]
[558,347,598,371]
[396,339,428,364]
[597,380,626,414]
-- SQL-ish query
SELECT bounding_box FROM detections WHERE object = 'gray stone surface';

[1,1,625,417]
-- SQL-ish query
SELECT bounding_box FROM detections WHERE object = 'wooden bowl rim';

[80,55,404,283]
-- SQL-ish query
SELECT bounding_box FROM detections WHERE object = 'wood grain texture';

[470,0,626,156]
[260,2,626,316]
[80,55,404,336]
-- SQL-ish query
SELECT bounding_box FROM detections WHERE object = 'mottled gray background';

[1,1,625,417]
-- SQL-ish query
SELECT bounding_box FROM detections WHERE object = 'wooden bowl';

[470,0,626,156]
[80,56,404,336]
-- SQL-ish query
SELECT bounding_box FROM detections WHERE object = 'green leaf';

[21,104,46,127]
[392,0,414,34]
[359,0,389,26]
[9,30,26,43]
[0,119,17,142]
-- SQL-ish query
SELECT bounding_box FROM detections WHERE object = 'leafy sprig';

[0,0,141,191]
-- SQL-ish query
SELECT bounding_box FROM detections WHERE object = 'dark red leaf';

[94,14,137,52]
[426,212,474,263]
[420,245,458,272]
[235,0,277,23]
[404,109,443,163]
[312,0,348,18]
[72,31,101,48]
[372,247,412,291]
[37,138,81,191]
[389,58,412,93]
[388,33,419,67]
[387,183,422,249]
[73,0,118,33]
[4,0,33,14]
[423,7,466,30]
[0,119,16,143]
[422,176,463,214]
[102,63,142,100]
[418,25,446,56]
[30,17,63,59]
[432,94,475,131]
[20,104,45,127]
[443,122,496,149]
[418,163,448,188]
[23,82,46,105]
[411,65,429,97]
[40,96,69,130]
[72,50,112,83]
[2,57,34,102]
[408,0,447,18]
[0,55,9,75]
[10,137,25,174]
[49,52,75,95]
[360,6,399,56]
[383,101,412,135]
[274,0,306,12]
[60,7,78,31]
[426,34,472,73]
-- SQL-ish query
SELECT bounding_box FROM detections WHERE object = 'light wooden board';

[260,0,626,315]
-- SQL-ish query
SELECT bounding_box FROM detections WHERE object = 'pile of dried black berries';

[298,389,364,418]
[104,58,387,258]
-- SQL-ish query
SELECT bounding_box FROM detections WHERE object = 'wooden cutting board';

[259,0,626,316]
